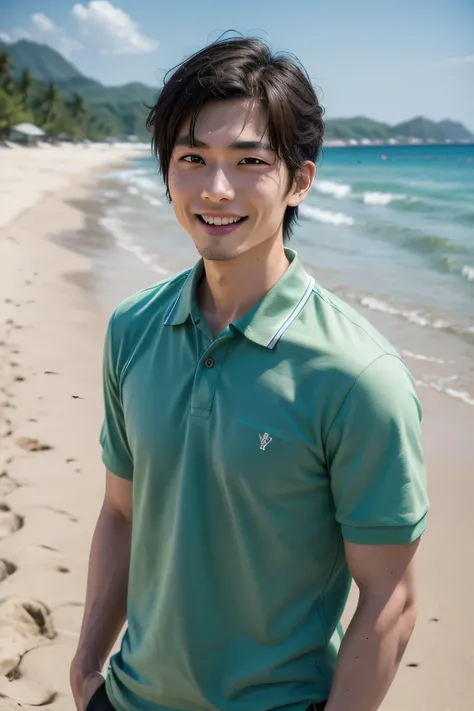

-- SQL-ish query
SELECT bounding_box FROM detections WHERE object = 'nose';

[201,167,235,203]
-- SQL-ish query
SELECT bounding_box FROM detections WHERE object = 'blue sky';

[1,0,473,129]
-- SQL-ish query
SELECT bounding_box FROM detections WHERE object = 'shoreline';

[0,154,473,710]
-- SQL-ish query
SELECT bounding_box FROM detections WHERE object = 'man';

[71,35,429,711]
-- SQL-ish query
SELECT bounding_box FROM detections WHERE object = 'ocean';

[88,143,474,407]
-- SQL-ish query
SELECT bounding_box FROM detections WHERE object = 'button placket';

[190,336,233,418]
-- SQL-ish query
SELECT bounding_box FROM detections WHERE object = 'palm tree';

[67,92,87,139]
[0,52,14,94]
[70,92,86,119]
[18,69,34,110]
[39,81,60,126]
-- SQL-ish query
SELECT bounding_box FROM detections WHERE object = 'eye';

[181,154,204,164]
[239,157,268,165]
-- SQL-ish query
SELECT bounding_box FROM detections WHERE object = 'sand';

[0,145,473,710]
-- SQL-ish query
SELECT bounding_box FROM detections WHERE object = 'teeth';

[202,216,242,225]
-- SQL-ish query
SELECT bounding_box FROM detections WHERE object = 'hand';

[70,664,104,711]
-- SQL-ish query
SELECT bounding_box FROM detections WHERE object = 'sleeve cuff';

[101,446,133,481]
[341,514,427,545]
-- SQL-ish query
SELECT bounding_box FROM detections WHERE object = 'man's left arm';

[325,539,420,711]
[324,353,430,711]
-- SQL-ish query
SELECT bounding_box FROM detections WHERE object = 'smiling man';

[71,35,429,711]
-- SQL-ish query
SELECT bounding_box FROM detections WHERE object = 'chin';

[197,245,238,262]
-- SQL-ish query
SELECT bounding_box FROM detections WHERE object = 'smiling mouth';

[196,215,248,225]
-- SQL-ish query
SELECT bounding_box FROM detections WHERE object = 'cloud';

[58,36,84,58]
[0,28,33,43]
[436,54,474,68]
[71,1,158,54]
[32,13,58,33]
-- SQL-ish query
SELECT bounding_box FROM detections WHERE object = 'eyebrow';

[174,137,273,151]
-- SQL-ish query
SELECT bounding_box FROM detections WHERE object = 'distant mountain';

[1,39,82,82]
[0,39,158,139]
[325,117,392,141]
[1,39,473,143]
[325,115,473,143]
[391,117,473,142]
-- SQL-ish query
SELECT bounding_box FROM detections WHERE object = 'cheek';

[250,173,288,208]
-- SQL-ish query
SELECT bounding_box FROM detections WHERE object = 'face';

[167,98,314,262]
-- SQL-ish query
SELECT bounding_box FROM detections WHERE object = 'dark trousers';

[86,684,326,711]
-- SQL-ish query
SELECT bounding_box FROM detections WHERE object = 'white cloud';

[32,13,58,33]
[0,28,33,43]
[71,1,158,54]
[58,36,84,58]
[436,54,474,68]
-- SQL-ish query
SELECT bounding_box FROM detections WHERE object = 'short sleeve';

[99,313,134,480]
[325,354,429,545]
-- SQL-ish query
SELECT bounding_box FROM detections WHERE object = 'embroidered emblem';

[259,433,273,451]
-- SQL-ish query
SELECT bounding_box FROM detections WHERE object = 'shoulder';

[309,281,399,362]
[300,280,419,422]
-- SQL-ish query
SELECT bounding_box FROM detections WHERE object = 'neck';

[198,239,290,338]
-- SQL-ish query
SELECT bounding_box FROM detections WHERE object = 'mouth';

[195,214,248,236]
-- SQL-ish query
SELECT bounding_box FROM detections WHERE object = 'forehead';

[179,98,269,147]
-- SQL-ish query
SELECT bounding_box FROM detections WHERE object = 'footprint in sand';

[15,437,53,452]
[0,473,18,496]
[0,504,23,539]
[0,596,55,680]
[0,560,17,582]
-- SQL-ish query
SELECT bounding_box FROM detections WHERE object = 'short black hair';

[147,33,324,241]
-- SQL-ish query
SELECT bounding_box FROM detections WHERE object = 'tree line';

[0,50,90,141]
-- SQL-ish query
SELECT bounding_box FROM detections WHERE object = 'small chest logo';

[259,433,273,451]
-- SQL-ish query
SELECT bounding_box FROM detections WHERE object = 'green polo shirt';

[100,248,428,711]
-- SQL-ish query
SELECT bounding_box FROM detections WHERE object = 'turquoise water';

[96,143,473,405]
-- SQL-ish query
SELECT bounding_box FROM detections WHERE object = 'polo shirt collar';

[164,249,314,350]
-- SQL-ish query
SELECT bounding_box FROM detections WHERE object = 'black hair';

[147,33,324,241]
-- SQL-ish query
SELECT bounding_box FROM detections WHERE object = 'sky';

[1,0,473,130]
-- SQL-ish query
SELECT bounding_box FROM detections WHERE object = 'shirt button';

[204,357,214,369]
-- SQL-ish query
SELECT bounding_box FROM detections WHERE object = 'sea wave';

[299,204,354,226]
[362,191,408,206]
[415,380,474,407]
[100,216,170,278]
[461,265,474,282]
[313,181,351,199]
[401,350,446,365]
[359,296,450,329]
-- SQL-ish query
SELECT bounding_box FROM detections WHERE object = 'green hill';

[1,39,473,143]
[1,39,82,82]
[391,116,473,142]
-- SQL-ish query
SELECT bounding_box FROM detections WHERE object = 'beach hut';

[10,123,46,146]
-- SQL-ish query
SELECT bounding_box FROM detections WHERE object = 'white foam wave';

[300,205,354,226]
[416,380,474,407]
[461,265,474,282]
[363,191,407,206]
[143,196,162,207]
[313,181,351,199]
[100,216,170,278]
[127,186,139,196]
[360,296,451,330]
[401,350,445,365]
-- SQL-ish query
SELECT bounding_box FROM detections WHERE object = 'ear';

[287,161,316,207]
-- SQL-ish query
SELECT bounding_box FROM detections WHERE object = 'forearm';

[326,590,417,711]
[72,504,132,673]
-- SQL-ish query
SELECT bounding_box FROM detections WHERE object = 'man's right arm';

[70,469,133,710]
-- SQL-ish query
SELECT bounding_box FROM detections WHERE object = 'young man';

[71,36,429,711]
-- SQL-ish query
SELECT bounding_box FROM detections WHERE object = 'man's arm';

[325,539,420,711]
[70,469,133,710]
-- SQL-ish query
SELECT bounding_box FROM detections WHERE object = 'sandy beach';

[0,145,473,711]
